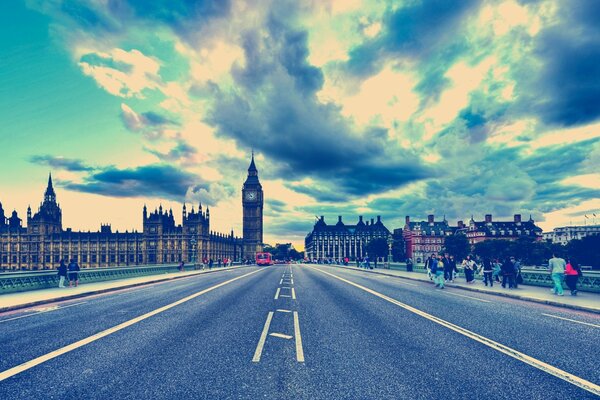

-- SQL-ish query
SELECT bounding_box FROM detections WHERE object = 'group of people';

[200,257,232,269]
[423,253,583,295]
[56,259,80,288]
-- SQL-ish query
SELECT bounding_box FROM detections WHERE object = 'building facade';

[402,214,543,263]
[305,215,390,262]
[0,163,258,270]
[242,153,264,260]
[542,225,600,245]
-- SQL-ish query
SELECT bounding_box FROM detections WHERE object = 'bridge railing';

[385,262,600,293]
[0,262,242,295]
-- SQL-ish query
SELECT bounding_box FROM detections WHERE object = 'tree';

[473,239,511,261]
[443,234,470,261]
[391,235,406,262]
[366,238,389,261]
[566,234,600,269]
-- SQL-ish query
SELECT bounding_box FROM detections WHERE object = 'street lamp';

[386,235,393,269]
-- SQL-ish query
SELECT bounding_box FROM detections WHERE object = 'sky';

[1,0,599,250]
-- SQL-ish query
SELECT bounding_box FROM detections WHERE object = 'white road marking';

[274,288,281,300]
[293,311,305,363]
[269,332,293,340]
[292,288,296,300]
[541,314,600,329]
[441,291,491,303]
[0,302,88,323]
[0,268,264,381]
[280,286,291,289]
[252,311,274,362]
[276,309,292,313]
[279,295,291,298]
[290,278,294,284]
[307,266,600,396]
[280,279,283,284]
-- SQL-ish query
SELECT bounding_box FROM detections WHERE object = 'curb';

[325,265,600,315]
[0,265,254,313]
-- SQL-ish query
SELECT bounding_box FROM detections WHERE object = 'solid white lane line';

[252,312,274,362]
[269,332,293,340]
[274,288,281,300]
[293,311,305,362]
[0,268,264,381]
[0,302,88,324]
[276,309,292,313]
[307,266,600,396]
[541,314,600,329]
[292,288,296,300]
[442,291,491,303]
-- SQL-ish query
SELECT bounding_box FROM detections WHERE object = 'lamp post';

[190,238,197,270]
[386,235,393,269]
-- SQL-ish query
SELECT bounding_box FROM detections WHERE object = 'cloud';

[120,103,178,139]
[29,155,95,172]
[145,139,197,163]
[61,164,198,201]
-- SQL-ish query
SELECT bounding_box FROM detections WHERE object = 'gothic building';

[0,158,262,270]
[304,215,390,262]
[242,153,264,259]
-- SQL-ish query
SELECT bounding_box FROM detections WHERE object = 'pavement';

[327,263,600,314]
[0,265,251,312]
[0,264,598,399]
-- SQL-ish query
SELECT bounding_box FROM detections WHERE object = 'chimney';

[320,216,324,221]
[359,216,363,223]
[371,218,375,225]
[458,220,464,229]
[377,215,381,223]
[338,216,342,223]
[405,216,410,224]
[485,214,492,223]
[514,214,521,223]
[428,214,434,223]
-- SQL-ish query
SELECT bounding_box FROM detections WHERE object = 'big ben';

[242,153,263,259]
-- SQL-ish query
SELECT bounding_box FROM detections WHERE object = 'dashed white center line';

[269,332,293,340]
[542,313,600,329]
[279,295,291,298]
[293,311,305,362]
[274,288,281,300]
[276,309,292,313]
[280,279,283,284]
[252,312,274,362]
[291,288,296,300]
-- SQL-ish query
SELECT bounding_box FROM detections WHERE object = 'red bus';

[256,252,273,266]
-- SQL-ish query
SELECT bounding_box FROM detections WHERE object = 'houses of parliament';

[0,155,264,270]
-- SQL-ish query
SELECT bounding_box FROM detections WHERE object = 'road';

[0,264,598,399]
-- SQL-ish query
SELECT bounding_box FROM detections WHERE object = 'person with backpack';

[68,258,80,288]
[511,257,522,288]
[565,259,581,296]
[501,257,515,289]
[430,255,444,289]
[57,259,67,288]
[482,257,494,287]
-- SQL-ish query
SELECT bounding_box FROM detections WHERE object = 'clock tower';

[242,153,263,260]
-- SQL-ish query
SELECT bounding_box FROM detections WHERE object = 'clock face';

[245,191,257,201]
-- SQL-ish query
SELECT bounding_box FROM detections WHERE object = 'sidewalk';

[0,266,250,313]
[325,264,600,314]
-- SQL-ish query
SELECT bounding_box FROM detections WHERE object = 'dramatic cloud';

[29,155,95,172]
[120,103,178,139]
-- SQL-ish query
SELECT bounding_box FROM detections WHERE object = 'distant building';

[464,214,542,245]
[0,157,263,270]
[305,216,390,262]
[403,215,456,263]
[401,213,543,263]
[543,225,600,245]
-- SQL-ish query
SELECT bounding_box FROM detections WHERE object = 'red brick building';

[402,215,455,263]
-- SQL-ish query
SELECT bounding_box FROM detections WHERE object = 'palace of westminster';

[0,155,264,270]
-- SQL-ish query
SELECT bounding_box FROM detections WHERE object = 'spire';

[44,172,56,201]
[248,151,258,175]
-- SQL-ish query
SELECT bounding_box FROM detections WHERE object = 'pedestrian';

[431,255,444,289]
[443,253,452,282]
[406,257,413,272]
[501,257,515,289]
[365,255,372,269]
[178,261,184,272]
[449,255,458,282]
[492,259,502,282]
[425,254,434,281]
[218,258,222,268]
[548,253,566,296]
[564,259,581,296]
[57,259,67,288]
[68,258,80,288]
[462,255,476,284]
[511,257,522,288]
[482,257,493,287]
[209,258,214,270]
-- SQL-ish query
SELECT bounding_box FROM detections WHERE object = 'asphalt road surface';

[0,264,598,399]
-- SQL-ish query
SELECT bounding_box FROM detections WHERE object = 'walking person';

[57,259,67,288]
[492,259,502,283]
[209,258,214,270]
[565,259,581,296]
[548,253,566,296]
[511,257,522,288]
[449,255,458,282]
[462,255,476,284]
[218,258,222,268]
[406,257,413,272]
[482,257,494,287]
[430,255,444,289]
[425,254,434,281]
[443,253,452,282]
[68,258,80,288]
[501,257,515,289]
